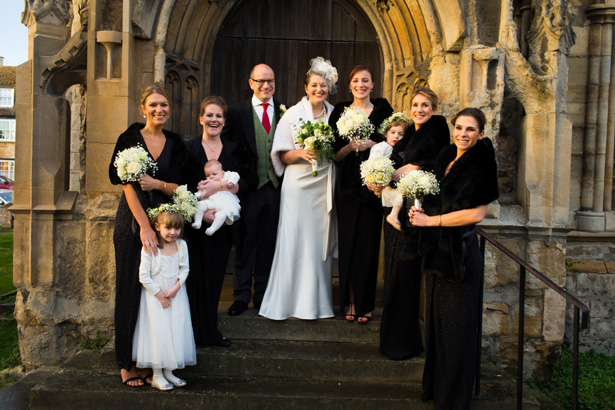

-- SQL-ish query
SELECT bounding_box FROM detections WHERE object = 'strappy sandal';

[345,302,357,322]
[122,376,143,387]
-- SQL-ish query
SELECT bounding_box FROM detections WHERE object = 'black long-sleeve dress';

[379,115,450,360]
[329,98,393,316]
[184,137,255,346]
[419,138,499,410]
[109,123,190,371]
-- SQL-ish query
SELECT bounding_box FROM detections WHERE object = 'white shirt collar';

[252,95,273,109]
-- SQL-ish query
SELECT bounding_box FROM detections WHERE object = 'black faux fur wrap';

[418,138,499,282]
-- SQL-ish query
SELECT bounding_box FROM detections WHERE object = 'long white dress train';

[259,97,336,320]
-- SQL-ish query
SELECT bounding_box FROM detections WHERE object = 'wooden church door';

[211,0,382,107]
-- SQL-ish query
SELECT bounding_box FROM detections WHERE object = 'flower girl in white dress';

[132,208,196,391]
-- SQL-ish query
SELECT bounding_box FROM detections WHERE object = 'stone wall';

[565,259,615,354]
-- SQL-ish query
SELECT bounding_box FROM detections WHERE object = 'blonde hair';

[140,85,171,110]
[411,86,438,109]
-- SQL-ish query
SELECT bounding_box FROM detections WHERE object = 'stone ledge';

[565,259,607,274]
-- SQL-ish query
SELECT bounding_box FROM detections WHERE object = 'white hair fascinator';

[308,57,338,94]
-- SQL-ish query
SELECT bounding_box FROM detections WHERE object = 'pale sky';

[0,2,28,66]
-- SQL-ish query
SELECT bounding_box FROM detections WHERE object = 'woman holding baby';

[184,96,256,347]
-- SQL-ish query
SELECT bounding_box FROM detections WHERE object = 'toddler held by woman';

[370,114,411,231]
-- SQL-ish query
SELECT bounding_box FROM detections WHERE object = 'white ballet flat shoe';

[151,380,174,391]
[170,378,187,387]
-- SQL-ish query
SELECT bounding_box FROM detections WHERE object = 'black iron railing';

[476,228,590,410]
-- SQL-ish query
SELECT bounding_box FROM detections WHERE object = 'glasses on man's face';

[251,79,275,86]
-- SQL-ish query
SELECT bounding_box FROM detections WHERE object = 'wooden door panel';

[211,0,382,107]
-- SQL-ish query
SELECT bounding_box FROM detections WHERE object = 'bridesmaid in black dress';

[378,87,450,360]
[109,86,190,386]
[409,108,499,410]
[185,96,256,347]
[329,64,393,323]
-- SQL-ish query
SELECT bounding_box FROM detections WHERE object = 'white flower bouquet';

[295,119,335,176]
[336,106,375,155]
[396,170,440,209]
[147,184,199,223]
[114,144,158,183]
[360,155,395,189]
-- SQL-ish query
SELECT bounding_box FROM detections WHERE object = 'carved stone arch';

[153,0,466,114]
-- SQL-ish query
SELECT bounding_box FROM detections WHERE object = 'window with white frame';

[0,88,14,107]
[0,160,14,180]
[0,119,15,141]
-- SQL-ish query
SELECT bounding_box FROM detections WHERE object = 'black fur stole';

[418,138,499,281]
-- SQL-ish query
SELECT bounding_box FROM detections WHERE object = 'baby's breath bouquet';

[294,119,335,176]
[396,170,440,209]
[336,106,375,156]
[360,155,395,189]
[114,144,158,182]
[147,184,199,223]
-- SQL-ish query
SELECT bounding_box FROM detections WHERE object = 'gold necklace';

[203,138,221,152]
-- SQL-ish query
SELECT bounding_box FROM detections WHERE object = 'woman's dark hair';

[200,96,227,118]
[347,63,375,86]
[451,108,486,132]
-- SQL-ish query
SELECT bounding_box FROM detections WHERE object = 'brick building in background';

[0,57,15,181]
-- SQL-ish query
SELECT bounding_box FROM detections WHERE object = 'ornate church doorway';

[210,0,382,107]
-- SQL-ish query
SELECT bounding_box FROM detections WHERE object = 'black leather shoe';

[228,300,248,316]
[213,338,232,348]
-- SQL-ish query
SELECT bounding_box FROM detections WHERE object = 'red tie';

[261,103,271,134]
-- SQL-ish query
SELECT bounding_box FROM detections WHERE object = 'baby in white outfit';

[192,160,241,236]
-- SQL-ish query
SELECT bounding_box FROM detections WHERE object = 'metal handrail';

[475,228,590,410]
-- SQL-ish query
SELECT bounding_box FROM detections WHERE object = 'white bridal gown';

[259,97,336,320]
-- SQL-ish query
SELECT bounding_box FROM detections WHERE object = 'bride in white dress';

[259,57,338,320]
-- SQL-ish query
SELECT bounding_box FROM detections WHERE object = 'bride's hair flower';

[307,57,339,95]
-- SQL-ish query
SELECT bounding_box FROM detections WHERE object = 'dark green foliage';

[529,346,615,410]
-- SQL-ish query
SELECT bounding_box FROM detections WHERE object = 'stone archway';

[157,0,459,137]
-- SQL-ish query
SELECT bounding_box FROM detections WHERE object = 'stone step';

[29,372,434,410]
[2,350,551,410]
[216,301,383,343]
[24,366,543,410]
[185,340,425,383]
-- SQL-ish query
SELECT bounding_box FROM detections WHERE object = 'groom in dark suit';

[223,63,283,316]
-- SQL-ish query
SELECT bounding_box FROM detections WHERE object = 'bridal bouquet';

[336,106,375,155]
[147,185,199,223]
[114,144,157,183]
[360,155,395,189]
[295,119,335,176]
[396,170,440,209]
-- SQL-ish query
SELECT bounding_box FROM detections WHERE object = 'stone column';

[579,3,615,231]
